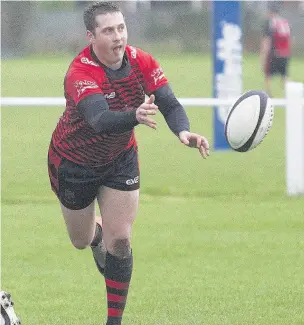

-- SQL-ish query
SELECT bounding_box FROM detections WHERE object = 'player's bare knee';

[71,238,91,250]
[111,238,131,258]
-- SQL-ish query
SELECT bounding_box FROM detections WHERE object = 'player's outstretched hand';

[136,95,158,130]
[179,131,210,159]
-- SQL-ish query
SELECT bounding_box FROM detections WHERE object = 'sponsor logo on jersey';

[80,57,99,67]
[74,80,99,97]
[130,46,137,59]
[151,67,165,85]
[104,91,116,99]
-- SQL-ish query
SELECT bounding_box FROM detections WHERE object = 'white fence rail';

[1,82,304,196]
[0,97,297,107]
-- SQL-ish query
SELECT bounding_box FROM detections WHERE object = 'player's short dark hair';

[83,1,122,34]
[268,3,280,14]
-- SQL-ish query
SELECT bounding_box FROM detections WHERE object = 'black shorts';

[265,56,289,77]
[47,145,140,210]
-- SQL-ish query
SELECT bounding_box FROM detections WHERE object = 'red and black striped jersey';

[51,45,168,167]
[263,17,291,57]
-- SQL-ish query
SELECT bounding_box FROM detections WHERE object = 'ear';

[86,30,95,43]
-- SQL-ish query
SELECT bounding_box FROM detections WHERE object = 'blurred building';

[1,1,304,58]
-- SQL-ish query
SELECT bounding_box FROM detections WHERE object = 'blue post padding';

[212,1,242,150]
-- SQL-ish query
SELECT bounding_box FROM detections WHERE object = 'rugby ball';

[224,90,274,152]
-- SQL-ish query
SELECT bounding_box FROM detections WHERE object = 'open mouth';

[113,45,123,54]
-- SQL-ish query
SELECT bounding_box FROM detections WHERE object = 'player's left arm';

[137,48,209,158]
[153,85,209,159]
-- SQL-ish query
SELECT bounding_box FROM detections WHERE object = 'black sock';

[90,222,102,247]
[104,252,133,325]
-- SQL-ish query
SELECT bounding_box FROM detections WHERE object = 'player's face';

[89,12,127,68]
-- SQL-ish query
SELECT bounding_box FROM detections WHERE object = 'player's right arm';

[66,70,158,133]
[78,93,158,133]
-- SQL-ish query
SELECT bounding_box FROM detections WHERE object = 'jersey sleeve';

[136,49,169,94]
[65,69,103,105]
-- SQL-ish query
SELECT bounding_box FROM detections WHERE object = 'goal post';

[285,81,304,196]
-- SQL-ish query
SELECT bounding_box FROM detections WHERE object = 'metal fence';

[2,1,304,58]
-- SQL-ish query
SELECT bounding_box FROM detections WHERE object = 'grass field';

[1,53,304,325]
